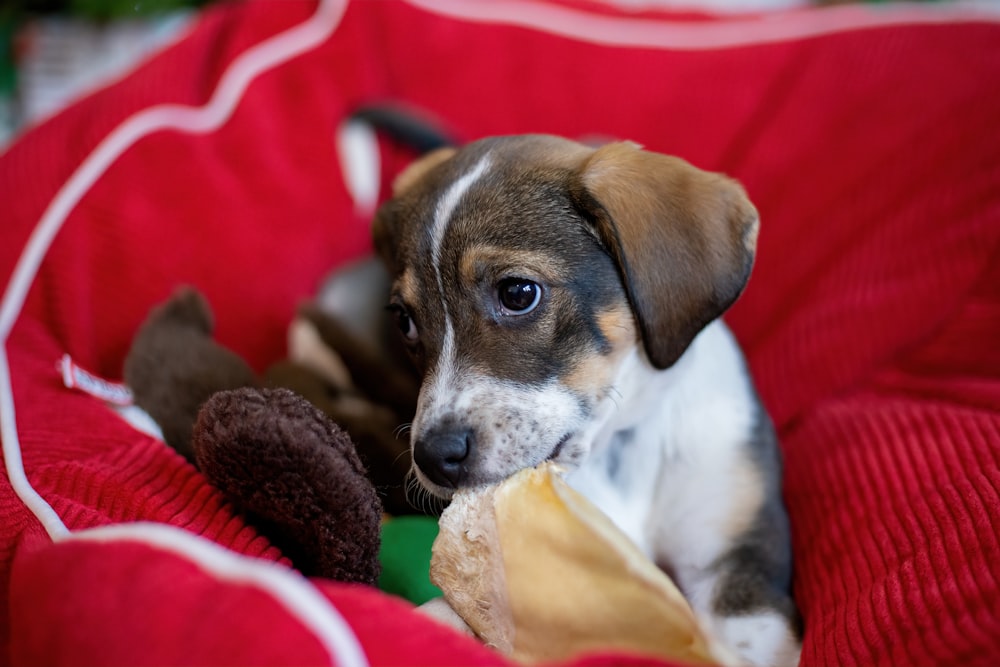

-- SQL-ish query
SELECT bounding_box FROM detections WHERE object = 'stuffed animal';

[123,287,259,462]
[124,285,419,517]
[192,386,382,585]
[122,286,403,582]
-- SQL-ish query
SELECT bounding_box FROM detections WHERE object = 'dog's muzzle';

[413,425,473,489]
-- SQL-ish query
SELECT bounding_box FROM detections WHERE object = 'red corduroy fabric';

[1,1,998,665]
[10,536,331,666]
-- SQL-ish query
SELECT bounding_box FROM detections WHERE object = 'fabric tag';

[59,354,134,406]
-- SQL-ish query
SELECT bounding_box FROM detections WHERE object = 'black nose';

[413,426,473,489]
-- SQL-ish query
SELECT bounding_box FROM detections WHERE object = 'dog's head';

[373,135,758,496]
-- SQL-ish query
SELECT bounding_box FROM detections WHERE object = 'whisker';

[405,470,428,514]
[392,448,412,466]
[403,468,447,516]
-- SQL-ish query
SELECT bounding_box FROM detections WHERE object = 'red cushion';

[2,1,998,665]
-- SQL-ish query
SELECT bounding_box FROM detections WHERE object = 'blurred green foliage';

[68,0,210,20]
[8,0,210,20]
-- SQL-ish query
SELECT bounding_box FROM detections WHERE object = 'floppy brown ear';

[372,147,457,273]
[577,142,759,369]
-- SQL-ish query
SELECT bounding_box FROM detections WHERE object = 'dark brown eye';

[387,303,419,343]
[497,278,542,315]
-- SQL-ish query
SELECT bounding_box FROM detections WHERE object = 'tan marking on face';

[597,303,639,349]
[562,304,638,399]
[458,246,572,288]
[396,269,420,306]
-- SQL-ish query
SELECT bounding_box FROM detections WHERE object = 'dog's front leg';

[666,538,802,667]
[649,439,802,667]
[702,581,801,667]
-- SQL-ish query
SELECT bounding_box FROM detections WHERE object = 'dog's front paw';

[709,610,801,667]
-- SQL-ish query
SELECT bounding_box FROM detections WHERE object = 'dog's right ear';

[575,142,759,370]
[373,148,457,273]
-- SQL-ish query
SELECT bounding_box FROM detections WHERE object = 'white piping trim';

[0,1,368,665]
[2,0,994,660]
[403,0,1000,50]
[69,522,367,667]
[0,0,344,537]
[3,12,198,156]
[0,349,69,538]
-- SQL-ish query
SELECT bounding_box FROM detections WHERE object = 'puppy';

[373,135,801,667]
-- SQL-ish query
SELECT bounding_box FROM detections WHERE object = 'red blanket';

[2,1,998,665]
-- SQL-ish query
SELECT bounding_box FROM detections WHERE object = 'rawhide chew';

[430,462,736,665]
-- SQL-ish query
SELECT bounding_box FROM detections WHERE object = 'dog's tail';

[336,104,457,215]
[349,104,458,153]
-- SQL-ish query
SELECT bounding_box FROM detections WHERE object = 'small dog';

[373,135,801,667]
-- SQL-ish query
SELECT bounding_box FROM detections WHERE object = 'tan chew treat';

[430,462,737,665]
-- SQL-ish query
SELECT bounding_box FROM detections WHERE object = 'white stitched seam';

[68,522,368,667]
[403,0,1000,50]
[0,2,369,666]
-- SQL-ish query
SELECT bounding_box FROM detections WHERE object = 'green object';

[69,0,208,20]
[378,515,443,605]
[0,10,15,96]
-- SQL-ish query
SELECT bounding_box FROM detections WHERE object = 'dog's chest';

[564,321,761,564]
[565,421,664,556]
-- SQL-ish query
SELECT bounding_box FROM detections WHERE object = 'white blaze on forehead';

[416,154,492,433]
[429,154,491,269]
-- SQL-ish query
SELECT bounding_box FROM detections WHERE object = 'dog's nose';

[413,427,472,489]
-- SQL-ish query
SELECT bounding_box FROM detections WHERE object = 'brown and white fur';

[373,135,802,667]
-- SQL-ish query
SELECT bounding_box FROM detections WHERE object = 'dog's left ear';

[373,147,458,275]
[576,142,759,369]
[391,147,457,197]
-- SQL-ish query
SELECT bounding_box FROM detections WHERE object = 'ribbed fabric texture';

[1,1,998,665]
[787,397,1000,665]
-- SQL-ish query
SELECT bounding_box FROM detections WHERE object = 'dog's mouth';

[413,431,576,501]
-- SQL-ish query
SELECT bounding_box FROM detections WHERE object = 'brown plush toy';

[265,301,418,517]
[124,286,386,584]
[123,288,259,462]
[193,387,382,585]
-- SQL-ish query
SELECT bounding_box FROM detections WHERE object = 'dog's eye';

[387,303,419,343]
[497,278,542,315]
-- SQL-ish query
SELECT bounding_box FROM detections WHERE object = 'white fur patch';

[414,371,584,493]
[712,611,802,667]
[567,320,756,560]
[429,155,491,267]
[565,320,800,667]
